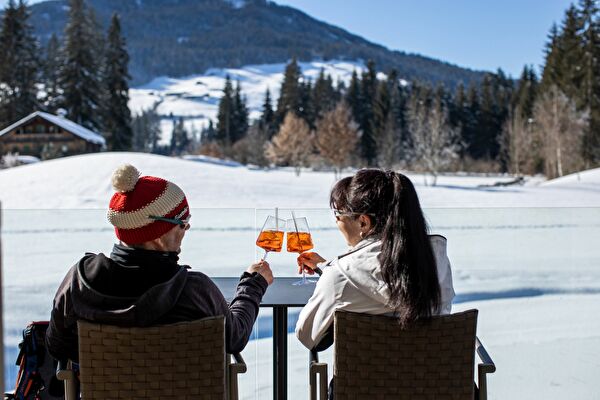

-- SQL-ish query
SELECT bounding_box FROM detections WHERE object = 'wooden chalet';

[0,111,105,158]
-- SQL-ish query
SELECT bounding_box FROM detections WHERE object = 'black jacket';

[46,244,268,362]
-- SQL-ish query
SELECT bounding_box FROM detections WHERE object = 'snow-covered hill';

[1,152,599,209]
[128,60,391,145]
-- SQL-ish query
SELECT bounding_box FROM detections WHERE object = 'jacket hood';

[70,244,189,326]
[334,235,454,312]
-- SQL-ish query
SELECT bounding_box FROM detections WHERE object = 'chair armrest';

[476,337,496,400]
[56,360,78,400]
[309,350,328,400]
[227,353,247,400]
[56,360,73,381]
[230,353,247,375]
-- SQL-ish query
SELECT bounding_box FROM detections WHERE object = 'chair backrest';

[77,317,226,400]
[333,309,478,400]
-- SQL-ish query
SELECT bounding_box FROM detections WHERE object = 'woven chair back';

[334,309,478,400]
[78,317,226,400]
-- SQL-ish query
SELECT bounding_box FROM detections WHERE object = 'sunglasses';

[332,210,376,220]
[149,214,191,229]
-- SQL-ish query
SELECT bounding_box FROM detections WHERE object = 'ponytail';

[331,169,441,326]
[379,173,441,325]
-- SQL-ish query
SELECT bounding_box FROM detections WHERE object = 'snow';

[129,60,375,145]
[0,111,105,146]
[541,167,600,186]
[0,152,599,399]
[15,155,39,164]
[0,152,599,209]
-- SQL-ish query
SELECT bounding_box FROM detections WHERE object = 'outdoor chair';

[309,309,495,400]
[57,316,246,400]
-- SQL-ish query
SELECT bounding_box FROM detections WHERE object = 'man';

[46,164,273,362]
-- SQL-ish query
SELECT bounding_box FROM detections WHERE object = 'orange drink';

[286,231,314,253]
[256,230,284,252]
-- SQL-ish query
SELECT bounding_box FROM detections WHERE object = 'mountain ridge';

[24,0,486,86]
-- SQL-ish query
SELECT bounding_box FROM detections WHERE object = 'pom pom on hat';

[112,164,140,193]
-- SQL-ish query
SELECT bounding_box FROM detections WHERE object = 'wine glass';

[256,215,285,260]
[286,216,315,285]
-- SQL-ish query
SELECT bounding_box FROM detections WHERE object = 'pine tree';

[346,70,362,125]
[560,5,585,102]
[59,0,103,132]
[473,74,498,159]
[358,60,378,165]
[386,70,405,125]
[315,101,360,177]
[451,82,466,127]
[491,69,514,165]
[298,78,314,127]
[0,0,39,127]
[231,80,248,143]
[579,0,600,163]
[543,6,585,102]
[170,117,189,155]
[216,75,234,145]
[198,120,224,158]
[259,88,276,138]
[513,65,538,120]
[42,33,61,112]
[265,112,312,176]
[371,79,390,166]
[541,23,561,91]
[275,58,301,128]
[312,68,338,121]
[387,70,408,165]
[103,14,132,151]
[460,83,480,159]
[202,120,217,143]
[131,107,161,152]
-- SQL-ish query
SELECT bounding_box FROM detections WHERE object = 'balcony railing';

[1,207,599,399]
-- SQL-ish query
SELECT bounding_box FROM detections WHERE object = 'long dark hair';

[330,169,441,325]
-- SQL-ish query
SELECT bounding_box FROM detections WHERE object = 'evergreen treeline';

[205,0,600,179]
[204,58,513,179]
[0,0,132,155]
[500,0,600,178]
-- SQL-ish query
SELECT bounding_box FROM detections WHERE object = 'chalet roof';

[0,111,106,146]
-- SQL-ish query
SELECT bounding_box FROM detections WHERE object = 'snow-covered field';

[0,152,599,399]
[129,60,391,145]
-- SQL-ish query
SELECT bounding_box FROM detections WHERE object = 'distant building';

[0,111,105,158]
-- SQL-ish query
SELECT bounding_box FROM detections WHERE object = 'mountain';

[130,60,380,143]
[27,0,485,86]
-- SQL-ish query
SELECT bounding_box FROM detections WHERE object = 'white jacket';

[295,234,455,350]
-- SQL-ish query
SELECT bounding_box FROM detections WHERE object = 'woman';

[295,169,455,350]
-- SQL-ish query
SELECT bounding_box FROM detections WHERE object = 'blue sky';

[2,0,575,77]
[274,0,575,77]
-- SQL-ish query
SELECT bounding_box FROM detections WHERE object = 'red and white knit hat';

[107,164,189,244]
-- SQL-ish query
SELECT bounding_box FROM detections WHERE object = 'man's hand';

[297,252,326,275]
[247,260,274,285]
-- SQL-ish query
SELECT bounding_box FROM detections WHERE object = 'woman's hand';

[247,260,274,285]
[297,252,326,275]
